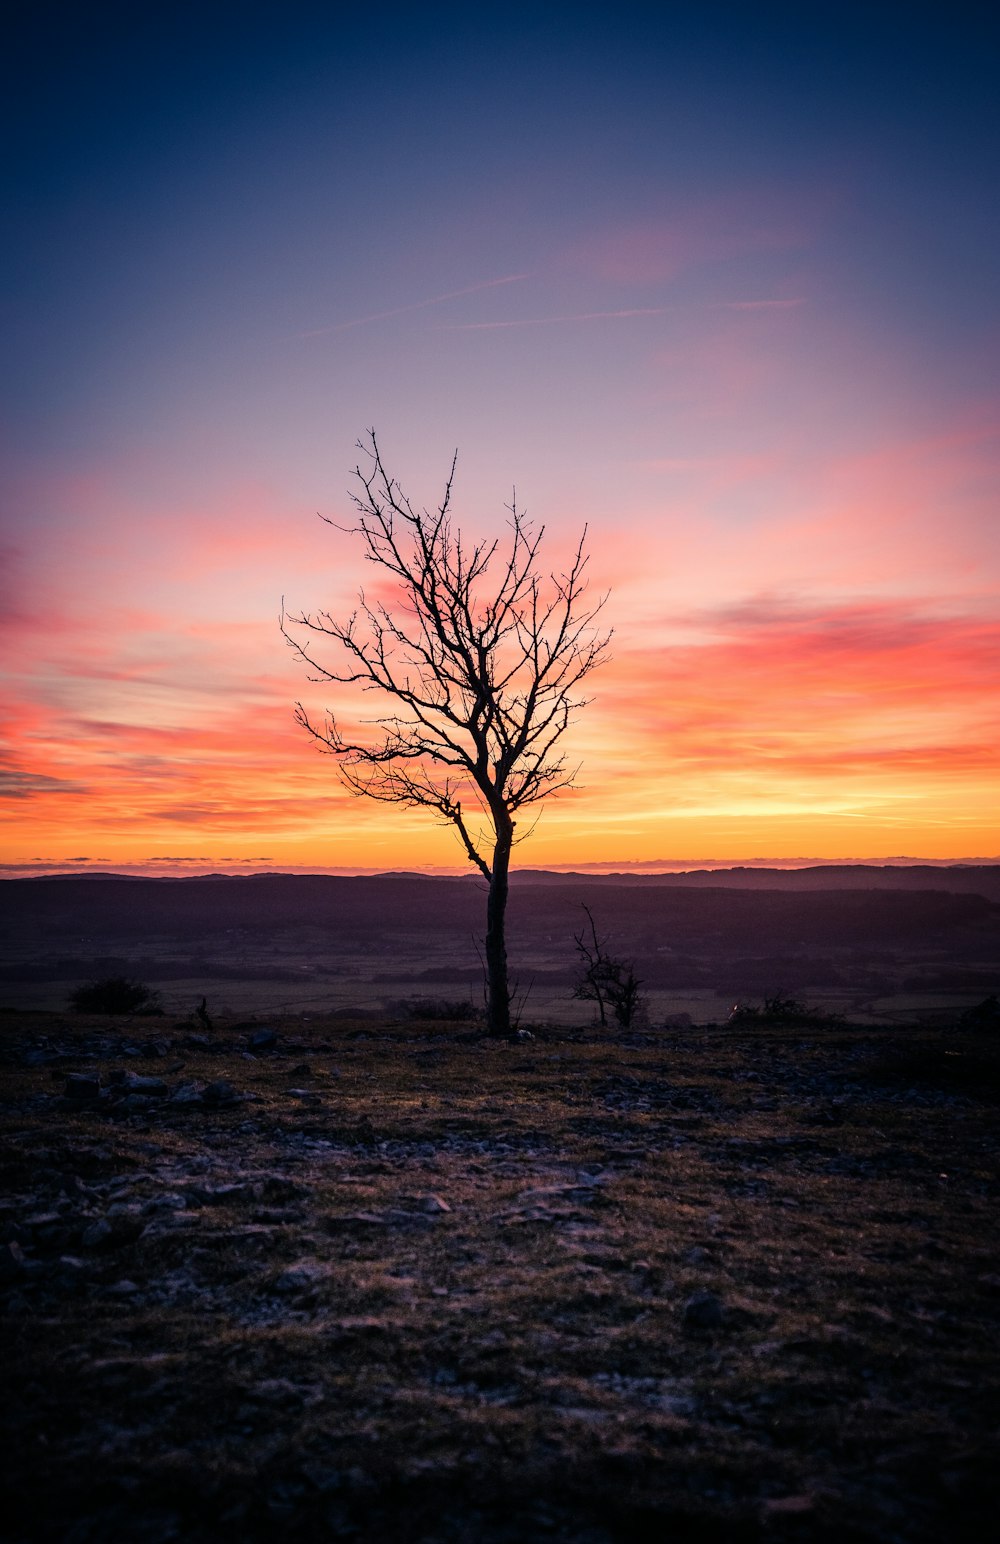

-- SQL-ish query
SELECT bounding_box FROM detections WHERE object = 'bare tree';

[572,904,646,1030]
[572,904,614,1027]
[281,432,611,1038]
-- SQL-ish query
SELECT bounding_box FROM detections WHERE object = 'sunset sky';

[2,4,998,875]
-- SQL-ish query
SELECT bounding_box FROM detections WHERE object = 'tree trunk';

[485,823,513,1038]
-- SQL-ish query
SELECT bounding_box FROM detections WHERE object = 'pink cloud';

[563,189,827,285]
[597,597,1000,783]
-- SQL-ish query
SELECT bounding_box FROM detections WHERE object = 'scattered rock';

[82,1215,146,1251]
[409,1193,452,1214]
[273,1260,333,1294]
[518,1184,600,1204]
[199,1183,254,1205]
[682,1290,724,1331]
[105,1278,141,1297]
[323,1211,395,1231]
[108,1071,168,1096]
[142,1193,189,1214]
[119,1093,155,1114]
[203,1081,243,1107]
[761,1494,816,1519]
[248,1029,278,1051]
[169,1082,205,1106]
[0,1239,26,1278]
[81,1218,116,1249]
[64,1075,102,1103]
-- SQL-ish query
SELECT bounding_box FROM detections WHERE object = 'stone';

[274,1260,333,1294]
[65,1075,101,1103]
[120,1072,168,1096]
[23,1213,76,1251]
[683,1290,724,1331]
[411,1194,452,1214]
[119,1094,155,1114]
[169,1082,205,1105]
[142,1193,188,1214]
[248,1028,278,1050]
[82,1214,146,1251]
[201,1183,254,1204]
[59,1174,91,1197]
[82,1218,115,1249]
[0,1239,26,1277]
[761,1495,815,1518]
[202,1081,243,1106]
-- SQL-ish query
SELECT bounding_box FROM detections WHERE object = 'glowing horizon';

[2,10,998,875]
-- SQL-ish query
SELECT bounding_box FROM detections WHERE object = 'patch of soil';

[2,1014,999,1541]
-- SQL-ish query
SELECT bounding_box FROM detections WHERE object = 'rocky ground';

[2,1010,999,1542]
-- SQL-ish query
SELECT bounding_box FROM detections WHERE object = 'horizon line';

[4,855,1000,881]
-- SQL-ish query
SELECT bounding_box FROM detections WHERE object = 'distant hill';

[3,868,1000,939]
[512,865,1000,898]
[3,870,997,1005]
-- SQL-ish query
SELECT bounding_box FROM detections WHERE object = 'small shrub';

[571,905,647,1029]
[960,995,1000,1032]
[728,994,837,1027]
[69,976,162,1015]
[398,997,479,1022]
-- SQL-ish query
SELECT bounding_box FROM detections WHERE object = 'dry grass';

[2,1011,999,1541]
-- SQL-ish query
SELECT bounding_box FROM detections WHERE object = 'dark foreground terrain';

[2,1010,999,1543]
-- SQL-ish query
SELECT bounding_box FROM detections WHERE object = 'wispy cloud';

[442,307,674,331]
[442,298,804,332]
[715,298,806,310]
[297,274,530,336]
[0,769,89,798]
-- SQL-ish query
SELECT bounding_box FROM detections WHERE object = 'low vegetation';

[69,976,162,1015]
[2,1006,999,1541]
[572,905,647,1029]
[727,995,842,1028]
[395,997,481,1023]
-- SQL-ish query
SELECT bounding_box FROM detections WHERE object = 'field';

[3,1003,999,1542]
[2,871,999,1026]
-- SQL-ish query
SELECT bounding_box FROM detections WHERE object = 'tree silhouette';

[572,904,646,1029]
[281,432,611,1037]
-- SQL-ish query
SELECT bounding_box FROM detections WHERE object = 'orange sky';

[3,409,998,876]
